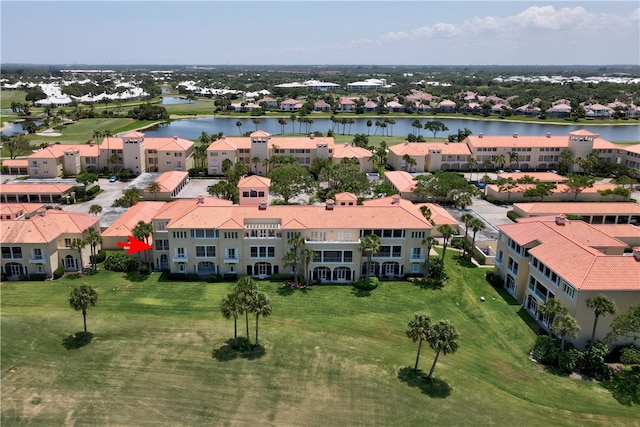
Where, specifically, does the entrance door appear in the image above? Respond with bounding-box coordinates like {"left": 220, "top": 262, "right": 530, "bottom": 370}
{"left": 64, "top": 255, "right": 78, "bottom": 271}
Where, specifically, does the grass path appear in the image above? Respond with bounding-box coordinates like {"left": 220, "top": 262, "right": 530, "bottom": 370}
{"left": 1, "top": 255, "right": 638, "bottom": 425}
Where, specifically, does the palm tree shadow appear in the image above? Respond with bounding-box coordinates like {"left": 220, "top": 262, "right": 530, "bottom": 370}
{"left": 351, "top": 288, "right": 372, "bottom": 297}
{"left": 62, "top": 332, "right": 94, "bottom": 350}
{"left": 276, "top": 286, "right": 295, "bottom": 296}
{"left": 212, "top": 338, "right": 266, "bottom": 362}
{"left": 397, "top": 366, "right": 452, "bottom": 398}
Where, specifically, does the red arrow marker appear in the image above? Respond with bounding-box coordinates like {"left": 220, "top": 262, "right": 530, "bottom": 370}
{"left": 117, "top": 236, "right": 153, "bottom": 255}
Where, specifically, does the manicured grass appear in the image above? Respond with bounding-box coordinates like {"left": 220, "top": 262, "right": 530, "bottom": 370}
{"left": 2, "top": 253, "right": 636, "bottom": 426}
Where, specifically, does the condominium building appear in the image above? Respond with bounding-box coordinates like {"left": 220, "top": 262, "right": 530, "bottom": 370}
{"left": 150, "top": 194, "right": 433, "bottom": 282}
{"left": 494, "top": 215, "right": 640, "bottom": 348}
{"left": 206, "top": 131, "right": 374, "bottom": 176}
{"left": 1, "top": 209, "right": 100, "bottom": 279}
{"left": 388, "top": 130, "right": 640, "bottom": 173}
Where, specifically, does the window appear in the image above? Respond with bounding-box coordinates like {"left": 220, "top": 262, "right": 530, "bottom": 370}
{"left": 225, "top": 247, "right": 237, "bottom": 260}
{"left": 175, "top": 247, "right": 186, "bottom": 259}
{"left": 174, "top": 153, "right": 182, "bottom": 157}
{"left": 64, "top": 238, "right": 81, "bottom": 247}
{"left": 337, "top": 231, "right": 353, "bottom": 242}
{"left": 250, "top": 246, "right": 275, "bottom": 258}
{"left": 196, "top": 246, "right": 216, "bottom": 257}
{"left": 224, "top": 231, "right": 238, "bottom": 239}
{"left": 156, "top": 221, "right": 167, "bottom": 231}
{"left": 377, "top": 245, "right": 402, "bottom": 258}
{"left": 173, "top": 231, "right": 187, "bottom": 239}
{"left": 411, "top": 231, "right": 426, "bottom": 239}
{"left": 31, "top": 248, "right": 44, "bottom": 260}
{"left": 562, "top": 281, "right": 575, "bottom": 299}
{"left": 191, "top": 229, "right": 219, "bottom": 238}
{"left": 508, "top": 257, "right": 519, "bottom": 274}
{"left": 1, "top": 247, "right": 22, "bottom": 259}
{"left": 155, "top": 239, "right": 169, "bottom": 251}
{"left": 309, "top": 231, "right": 326, "bottom": 241}
{"left": 411, "top": 248, "right": 422, "bottom": 258}
{"left": 286, "top": 232, "right": 301, "bottom": 240}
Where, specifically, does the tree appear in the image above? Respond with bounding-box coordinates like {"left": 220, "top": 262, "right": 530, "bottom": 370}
{"left": 586, "top": 295, "right": 617, "bottom": 348}
{"left": 421, "top": 236, "right": 437, "bottom": 277}
{"left": 460, "top": 213, "right": 474, "bottom": 260}
{"left": 360, "top": 234, "right": 380, "bottom": 283}
{"left": 523, "top": 181, "right": 556, "bottom": 201}
{"left": 278, "top": 118, "right": 287, "bottom": 134}
{"left": 146, "top": 181, "right": 161, "bottom": 200}
{"left": 251, "top": 291, "right": 272, "bottom": 346}
{"left": 406, "top": 313, "right": 432, "bottom": 373}
{"left": 85, "top": 227, "right": 102, "bottom": 271}
{"left": 426, "top": 320, "right": 459, "bottom": 379}
{"left": 252, "top": 117, "right": 261, "bottom": 131}
{"left": 132, "top": 221, "right": 153, "bottom": 264}
{"left": 69, "top": 285, "right": 98, "bottom": 334}
{"left": 469, "top": 218, "right": 485, "bottom": 261}
{"left": 508, "top": 151, "right": 519, "bottom": 169}
{"left": 551, "top": 313, "right": 580, "bottom": 351}
{"left": 564, "top": 174, "right": 595, "bottom": 201}
{"left": 606, "top": 303, "right": 640, "bottom": 343}
{"left": 221, "top": 293, "right": 242, "bottom": 347}
{"left": 70, "top": 238, "right": 86, "bottom": 272}
{"left": 437, "top": 224, "right": 456, "bottom": 262}
{"left": 4, "top": 134, "right": 31, "bottom": 159}
{"left": 538, "top": 298, "right": 568, "bottom": 337}
{"left": 88, "top": 204, "right": 102, "bottom": 216}
{"left": 251, "top": 156, "right": 261, "bottom": 174}
{"left": 494, "top": 154, "right": 507, "bottom": 170}
{"left": 366, "top": 119, "right": 373, "bottom": 135}
{"left": 235, "top": 276, "right": 259, "bottom": 340}
{"left": 496, "top": 177, "right": 518, "bottom": 203}
{"left": 424, "top": 121, "right": 448, "bottom": 138}
{"left": 301, "top": 247, "right": 315, "bottom": 285}
{"left": 269, "top": 164, "right": 316, "bottom": 204}
{"left": 557, "top": 149, "right": 575, "bottom": 175}
{"left": 235, "top": 120, "right": 243, "bottom": 135}
{"left": 411, "top": 119, "right": 423, "bottom": 136}
{"left": 121, "top": 188, "right": 140, "bottom": 207}
{"left": 319, "top": 160, "right": 370, "bottom": 197}
{"left": 468, "top": 158, "right": 478, "bottom": 182}
{"left": 287, "top": 232, "right": 305, "bottom": 285}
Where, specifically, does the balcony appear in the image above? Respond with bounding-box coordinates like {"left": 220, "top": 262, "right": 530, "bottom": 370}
{"left": 224, "top": 256, "right": 239, "bottom": 264}
{"left": 172, "top": 255, "right": 189, "bottom": 263}
{"left": 28, "top": 257, "right": 45, "bottom": 264}
{"left": 410, "top": 255, "right": 425, "bottom": 262}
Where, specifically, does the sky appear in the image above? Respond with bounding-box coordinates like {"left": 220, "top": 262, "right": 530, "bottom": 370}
{"left": 1, "top": 1, "right": 639, "bottom": 66}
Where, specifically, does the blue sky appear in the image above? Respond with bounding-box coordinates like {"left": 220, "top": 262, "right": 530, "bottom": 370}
{"left": 1, "top": 1, "right": 638, "bottom": 65}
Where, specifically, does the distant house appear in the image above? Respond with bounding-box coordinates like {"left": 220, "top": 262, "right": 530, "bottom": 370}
{"left": 257, "top": 97, "right": 278, "bottom": 108}
{"left": 338, "top": 98, "right": 356, "bottom": 112}
{"left": 313, "top": 100, "right": 331, "bottom": 112}
{"left": 280, "top": 99, "right": 303, "bottom": 111}
{"left": 435, "top": 99, "right": 456, "bottom": 113}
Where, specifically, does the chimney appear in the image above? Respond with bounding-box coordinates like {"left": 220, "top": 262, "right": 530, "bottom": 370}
{"left": 555, "top": 214, "right": 566, "bottom": 226}
{"left": 513, "top": 132, "right": 518, "bottom": 138}
{"left": 392, "top": 195, "right": 401, "bottom": 204}
{"left": 478, "top": 132, "right": 483, "bottom": 139}
{"left": 259, "top": 199, "right": 267, "bottom": 210}
{"left": 309, "top": 133, "right": 315, "bottom": 139}
{"left": 546, "top": 132, "right": 551, "bottom": 138}
{"left": 325, "top": 199, "right": 335, "bottom": 210}
{"left": 197, "top": 195, "right": 204, "bottom": 204}
{"left": 37, "top": 208, "right": 46, "bottom": 217}
{"left": 173, "top": 136, "right": 178, "bottom": 141}
{"left": 633, "top": 247, "right": 640, "bottom": 261}
{"left": 404, "top": 141, "right": 409, "bottom": 146}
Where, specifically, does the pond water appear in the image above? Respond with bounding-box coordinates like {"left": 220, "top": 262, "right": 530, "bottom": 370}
{"left": 1, "top": 120, "right": 44, "bottom": 135}
{"left": 140, "top": 116, "right": 640, "bottom": 142}
{"left": 161, "top": 96, "right": 198, "bottom": 105}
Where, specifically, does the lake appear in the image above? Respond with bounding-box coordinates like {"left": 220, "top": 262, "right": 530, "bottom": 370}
{"left": 141, "top": 116, "right": 640, "bottom": 142}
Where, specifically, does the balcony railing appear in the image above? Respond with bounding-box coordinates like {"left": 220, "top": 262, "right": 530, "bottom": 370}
{"left": 28, "top": 257, "right": 45, "bottom": 264}
{"left": 172, "top": 255, "right": 188, "bottom": 263}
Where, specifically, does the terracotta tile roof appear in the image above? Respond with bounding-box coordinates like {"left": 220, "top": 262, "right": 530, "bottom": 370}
{"left": 389, "top": 142, "right": 471, "bottom": 156}
{"left": 154, "top": 197, "right": 233, "bottom": 220}
{"left": 499, "top": 218, "right": 637, "bottom": 290}
{"left": 166, "top": 196, "right": 432, "bottom": 230}
{"left": 238, "top": 175, "right": 271, "bottom": 188}
{"left": 0, "top": 183, "right": 74, "bottom": 194}
{"left": 514, "top": 202, "right": 640, "bottom": 215}
{"left": 497, "top": 172, "right": 566, "bottom": 182}
{"left": 385, "top": 171, "right": 416, "bottom": 192}
{"left": 0, "top": 210, "right": 99, "bottom": 243}
{"left": 143, "top": 137, "right": 193, "bottom": 151}
{"left": 590, "top": 224, "right": 640, "bottom": 239}
{"left": 415, "top": 203, "right": 458, "bottom": 226}
{"left": 1, "top": 159, "right": 28, "bottom": 167}
{"left": 207, "top": 137, "right": 239, "bottom": 151}
{"left": 487, "top": 182, "right": 617, "bottom": 194}
{"left": 335, "top": 192, "right": 358, "bottom": 203}
{"left": 152, "top": 171, "right": 188, "bottom": 193}
{"left": 333, "top": 144, "right": 373, "bottom": 159}
{"left": 102, "top": 202, "right": 167, "bottom": 237}
{"left": 0, "top": 203, "right": 45, "bottom": 218}
{"left": 28, "top": 144, "right": 99, "bottom": 159}
{"left": 100, "top": 136, "right": 123, "bottom": 150}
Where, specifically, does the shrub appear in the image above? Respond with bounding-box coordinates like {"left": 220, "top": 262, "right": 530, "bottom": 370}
{"left": 506, "top": 210, "right": 520, "bottom": 222}
{"left": 188, "top": 167, "right": 208, "bottom": 177}
{"left": 485, "top": 271, "right": 502, "bottom": 287}
{"left": 532, "top": 335, "right": 561, "bottom": 365}
{"left": 185, "top": 273, "right": 200, "bottom": 282}
{"left": 353, "top": 276, "right": 379, "bottom": 291}
{"left": 575, "top": 343, "right": 611, "bottom": 381}
{"left": 94, "top": 250, "right": 107, "bottom": 264}
{"left": 558, "top": 349, "right": 579, "bottom": 372}
{"left": 104, "top": 252, "right": 141, "bottom": 272}
{"left": 53, "top": 265, "right": 65, "bottom": 279}
{"left": 206, "top": 274, "right": 222, "bottom": 283}
{"left": 167, "top": 273, "right": 187, "bottom": 281}
{"left": 270, "top": 273, "right": 295, "bottom": 282}
{"left": 87, "top": 185, "right": 101, "bottom": 197}
{"left": 29, "top": 273, "right": 47, "bottom": 281}
{"left": 139, "top": 264, "right": 151, "bottom": 275}
{"left": 223, "top": 273, "right": 238, "bottom": 281}
{"left": 620, "top": 348, "right": 640, "bottom": 365}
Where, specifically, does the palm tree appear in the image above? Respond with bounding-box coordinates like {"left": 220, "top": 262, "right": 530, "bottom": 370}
{"left": 252, "top": 117, "right": 261, "bottom": 131}
{"left": 251, "top": 291, "right": 272, "bottom": 346}
{"left": 460, "top": 213, "right": 474, "bottom": 259}
{"left": 221, "top": 293, "right": 242, "bottom": 347}
{"left": 301, "top": 247, "right": 315, "bottom": 285}
{"left": 289, "top": 114, "right": 296, "bottom": 133}
{"left": 468, "top": 218, "right": 486, "bottom": 262}
{"left": 85, "top": 227, "right": 102, "bottom": 271}
{"left": 508, "top": 151, "right": 519, "bottom": 169}
{"left": 235, "top": 120, "right": 243, "bottom": 135}
{"left": 360, "top": 234, "right": 380, "bottom": 283}
{"left": 586, "top": 295, "right": 616, "bottom": 348}
{"left": 278, "top": 118, "right": 287, "bottom": 134}
{"left": 70, "top": 238, "right": 86, "bottom": 272}
{"left": 287, "top": 233, "right": 305, "bottom": 286}
{"left": 366, "top": 119, "right": 373, "bottom": 135}
{"left": 374, "top": 120, "right": 381, "bottom": 136}
{"left": 132, "top": 221, "right": 154, "bottom": 264}
{"left": 146, "top": 181, "right": 161, "bottom": 200}
{"left": 495, "top": 154, "right": 506, "bottom": 171}
{"left": 538, "top": 298, "right": 568, "bottom": 337}
{"left": 437, "top": 224, "right": 456, "bottom": 262}
{"left": 251, "top": 156, "right": 261, "bottom": 174}
{"left": 427, "top": 320, "right": 459, "bottom": 379}
{"left": 282, "top": 250, "right": 299, "bottom": 284}
{"left": 235, "top": 276, "right": 258, "bottom": 340}
{"left": 406, "top": 313, "right": 432, "bottom": 373}
{"left": 551, "top": 313, "right": 580, "bottom": 351}
{"left": 421, "top": 236, "right": 437, "bottom": 277}
{"left": 88, "top": 204, "right": 102, "bottom": 216}
{"left": 468, "top": 158, "right": 478, "bottom": 182}
{"left": 93, "top": 130, "right": 103, "bottom": 171}
{"left": 69, "top": 285, "right": 98, "bottom": 334}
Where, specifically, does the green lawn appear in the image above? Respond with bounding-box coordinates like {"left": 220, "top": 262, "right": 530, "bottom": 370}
{"left": 2, "top": 253, "right": 636, "bottom": 426}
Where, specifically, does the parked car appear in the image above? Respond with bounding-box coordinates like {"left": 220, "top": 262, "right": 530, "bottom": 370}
{"left": 109, "top": 176, "right": 118, "bottom": 182}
